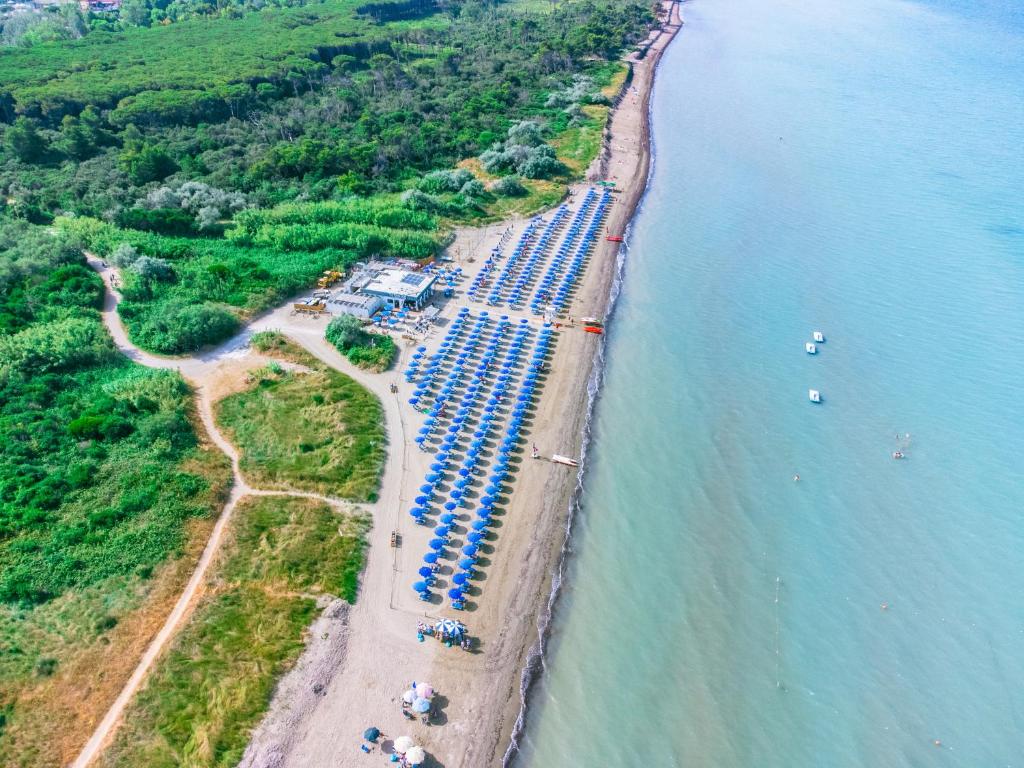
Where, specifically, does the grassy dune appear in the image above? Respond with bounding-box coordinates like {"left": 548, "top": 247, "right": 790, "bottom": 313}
{"left": 97, "top": 496, "right": 370, "bottom": 768}
{"left": 215, "top": 343, "right": 385, "bottom": 501}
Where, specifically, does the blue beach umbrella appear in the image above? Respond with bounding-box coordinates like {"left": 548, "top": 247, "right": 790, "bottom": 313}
{"left": 418, "top": 566, "right": 433, "bottom": 578}
{"left": 440, "top": 513, "right": 457, "bottom": 524}
{"left": 412, "top": 581, "right": 429, "bottom": 593}
{"left": 452, "top": 572, "right": 468, "bottom": 585}
{"left": 419, "top": 484, "right": 434, "bottom": 494}
{"left": 462, "top": 544, "right": 478, "bottom": 556}
{"left": 429, "top": 538, "right": 445, "bottom": 551}
{"left": 423, "top": 552, "right": 438, "bottom": 564}
{"left": 448, "top": 588, "right": 464, "bottom": 600}
{"left": 434, "top": 525, "right": 450, "bottom": 537}
{"left": 472, "top": 519, "right": 488, "bottom": 531}
{"left": 467, "top": 531, "right": 483, "bottom": 543}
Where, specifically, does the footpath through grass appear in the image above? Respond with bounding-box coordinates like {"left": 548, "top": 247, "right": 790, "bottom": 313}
{"left": 215, "top": 334, "right": 385, "bottom": 500}
{"left": 97, "top": 496, "right": 370, "bottom": 768}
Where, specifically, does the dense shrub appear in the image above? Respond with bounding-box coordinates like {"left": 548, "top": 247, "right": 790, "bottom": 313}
{"left": 0, "top": 317, "right": 113, "bottom": 377}
{"left": 490, "top": 175, "right": 527, "bottom": 197}
{"left": 418, "top": 168, "right": 474, "bottom": 194}
{"left": 325, "top": 315, "right": 396, "bottom": 371}
{"left": 128, "top": 300, "right": 239, "bottom": 354}
{"left": 118, "top": 207, "right": 197, "bottom": 235}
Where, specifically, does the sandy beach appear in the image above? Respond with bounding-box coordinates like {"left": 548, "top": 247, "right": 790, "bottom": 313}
{"left": 235, "top": 4, "right": 684, "bottom": 767}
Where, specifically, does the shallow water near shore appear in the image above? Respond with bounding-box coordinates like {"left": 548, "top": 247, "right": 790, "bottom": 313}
{"left": 515, "top": 0, "right": 1024, "bottom": 765}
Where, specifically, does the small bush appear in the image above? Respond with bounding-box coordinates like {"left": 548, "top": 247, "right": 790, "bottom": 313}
{"left": 34, "top": 657, "right": 58, "bottom": 677}
{"left": 490, "top": 175, "right": 527, "bottom": 197}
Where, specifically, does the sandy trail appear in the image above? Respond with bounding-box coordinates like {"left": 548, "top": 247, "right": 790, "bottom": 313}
{"left": 71, "top": 260, "right": 386, "bottom": 768}
{"left": 73, "top": 5, "right": 681, "bottom": 763}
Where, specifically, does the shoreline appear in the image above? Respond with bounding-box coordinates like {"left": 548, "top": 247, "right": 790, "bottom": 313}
{"left": 494, "top": 5, "right": 683, "bottom": 764}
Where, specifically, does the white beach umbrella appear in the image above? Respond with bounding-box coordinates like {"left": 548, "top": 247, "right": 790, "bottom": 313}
{"left": 435, "top": 618, "right": 462, "bottom": 636}
{"left": 402, "top": 689, "right": 417, "bottom": 704}
{"left": 393, "top": 736, "right": 415, "bottom": 754}
{"left": 405, "top": 745, "right": 427, "bottom": 765}
{"left": 415, "top": 682, "right": 434, "bottom": 699}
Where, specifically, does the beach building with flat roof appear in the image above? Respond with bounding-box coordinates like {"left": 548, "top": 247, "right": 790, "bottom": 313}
{"left": 360, "top": 267, "right": 437, "bottom": 310}
{"left": 328, "top": 291, "right": 383, "bottom": 319}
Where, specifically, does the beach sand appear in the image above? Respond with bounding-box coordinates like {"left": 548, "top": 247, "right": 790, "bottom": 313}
{"left": 234, "top": 5, "right": 683, "bottom": 767}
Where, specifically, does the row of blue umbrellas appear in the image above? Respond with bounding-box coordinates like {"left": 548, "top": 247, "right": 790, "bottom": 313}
{"left": 411, "top": 313, "right": 554, "bottom": 605}
{"left": 482, "top": 206, "right": 569, "bottom": 308}
{"left": 407, "top": 313, "right": 528, "bottom": 412}
{"left": 529, "top": 188, "right": 598, "bottom": 314}
{"left": 467, "top": 219, "right": 540, "bottom": 302}
{"left": 499, "top": 207, "right": 569, "bottom": 309}
{"left": 542, "top": 188, "right": 612, "bottom": 314}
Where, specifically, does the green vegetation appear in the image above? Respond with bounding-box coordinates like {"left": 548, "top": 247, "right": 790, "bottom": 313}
{"left": 325, "top": 314, "right": 398, "bottom": 372}
{"left": 216, "top": 337, "right": 386, "bottom": 498}
{"left": 0, "top": 221, "right": 224, "bottom": 604}
{"left": 0, "top": 0, "right": 650, "bottom": 216}
{"left": 97, "top": 495, "right": 370, "bottom": 768}
{"left": 0, "top": 218, "right": 231, "bottom": 766}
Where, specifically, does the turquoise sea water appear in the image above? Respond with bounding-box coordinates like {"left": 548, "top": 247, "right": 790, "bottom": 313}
{"left": 514, "top": 0, "right": 1024, "bottom": 766}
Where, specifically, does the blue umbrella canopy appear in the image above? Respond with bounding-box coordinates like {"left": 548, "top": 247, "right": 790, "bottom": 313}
{"left": 440, "top": 513, "right": 456, "bottom": 524}
{"left": 426, "top": 473, "right": 440, "bottom": 483}
{"left": 409, "top": 508, "right": 425, "bottom": 519}
{"left": 423, "top": 552, "right": 439, "bottom": 563}
{"left": 414, "top": 495, "right": 429, "bottom": 505}
{"left": 467, "top": 531, "right": 483, "bottom": 543}
{"left": 412, "top": 581, "right": 429, "bottom": 592}
{"left": 447, "top": 588, "right": 464, "bottom": 600}
{"left": 418, "top": 566, "right": 433, "bottom": 578}
{"left": 428, "top": 538, "right": 445, "bottom": 551}
{"left": 433, "top": 525, "right": 450, "bottom": 536}
{"left": 462, "top": 544, "right": 478, "bottom": 556}
{"left": 452, "top": 572, "right": 468, "bottom": 585}
{"left": 472, "top": 518, "right": 489, "bottom": 530}
{"left": 419, "top": 484, "right": 433, "bottom": 494}
{"left": 459, "top": 557, "right": 476, "bottom": 570}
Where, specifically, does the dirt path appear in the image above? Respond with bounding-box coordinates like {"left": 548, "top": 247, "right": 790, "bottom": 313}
{"left": 71, "top": 259, "right": 384, "bottom": 768}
